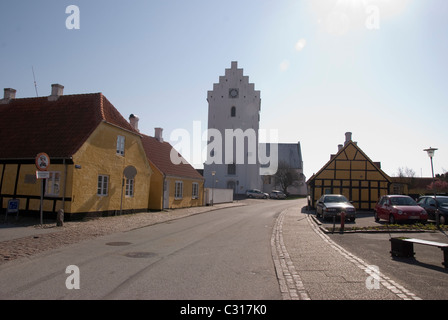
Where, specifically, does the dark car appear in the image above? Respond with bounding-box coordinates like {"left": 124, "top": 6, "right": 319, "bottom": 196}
{"left": 417, "top": 195, "right": 448, "bottom": 225}
{"left": 374, "top": 195, "right": 428, "bottom": 224}
{"left": 315, "top": 194, "right": 356, "bottom": 222}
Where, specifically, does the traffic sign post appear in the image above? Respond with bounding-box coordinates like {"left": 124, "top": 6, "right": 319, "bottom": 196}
{"left": 36, "top": 153, "right": 50, "bottom": 226}
{"left": 5, "top": 199, "right": 20, "bottom": 222}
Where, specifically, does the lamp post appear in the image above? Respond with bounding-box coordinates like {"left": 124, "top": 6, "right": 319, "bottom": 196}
{"left": 424, "top": 147, "right": 438, "bottom": 227}
{"left": 211, "top": 171, "right": 216, "bottom": 206}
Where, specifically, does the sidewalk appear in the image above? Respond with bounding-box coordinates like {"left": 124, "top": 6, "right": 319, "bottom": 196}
{"left": 278, "top": 204, "right": 421, "bottom": 300}
{"left": 0, "top": 201, "right": 246, "bottom": 264}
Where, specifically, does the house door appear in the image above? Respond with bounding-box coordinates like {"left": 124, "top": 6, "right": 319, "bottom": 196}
{"left": 163, "top": 180, "right": 169, "bottom": 209}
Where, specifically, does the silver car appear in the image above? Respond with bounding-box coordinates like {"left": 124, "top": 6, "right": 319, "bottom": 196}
{"left": 246, "top": 189, "right": 269, "bottom": 199}
{"left": 315, "top": 194, "right": 356, "bottom": 221}
{"left": 270, "top": 190, "right": 286, "bottom": 199}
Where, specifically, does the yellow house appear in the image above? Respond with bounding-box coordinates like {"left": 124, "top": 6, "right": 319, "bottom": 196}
{"left": 141, "top": 129, "right": 204, "bottom": 210}
{"left": 307, "top": 132, "right": 391, "bottom": 210}
{"left": 0, "top": 85, "right": 152, "bottom": 220}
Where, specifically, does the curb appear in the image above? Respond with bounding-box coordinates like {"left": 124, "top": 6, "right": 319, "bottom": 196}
{"left": 309, "top": 215, "right": 437, "bottom": 234}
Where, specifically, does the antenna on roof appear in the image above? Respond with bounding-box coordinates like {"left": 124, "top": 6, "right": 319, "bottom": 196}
{"left": 32, "top": 66, "right": 39, "bottom": 97}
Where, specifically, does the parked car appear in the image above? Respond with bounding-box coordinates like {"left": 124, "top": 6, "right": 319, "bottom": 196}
{"left": 315, "top": 194, "right": 356, "bottom": 221}
{"left": 246, "top": 189, "right": 269, "bottom": 199}
{"left": 374, "top": 195, "right": 428, "bottom": 224}
{"left": 417, "top": 195, "right": 448, "bottom": 225}
{"left": 270, "top": 190, "right": 286, "bottom": 199}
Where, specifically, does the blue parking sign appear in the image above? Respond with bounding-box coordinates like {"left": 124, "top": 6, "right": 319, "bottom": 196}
{"left": 7, "top": 199, "right": 19, "bottom": 213}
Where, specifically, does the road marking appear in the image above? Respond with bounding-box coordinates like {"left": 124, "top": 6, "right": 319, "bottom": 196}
{"left": 306, "top": 214, "right": 422, "bottom": 300}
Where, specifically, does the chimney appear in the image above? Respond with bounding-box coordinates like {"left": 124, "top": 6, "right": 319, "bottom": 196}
{"left": 48, "top": 84, "right": 64, "bottom": 101}
{"left": 338, "top": 144, "right": 343, "bottom": 152}
{"left": 129, "top": 114, "right": 140, "bottom": 132}
{"left": 344, "top": 132, "right": 352, "bottom": 146}
{"left": 155, "top": 128, "right": 163, "bottom": 142}
{"left": 0, "top": 88, "right": 16, "bottom": 104}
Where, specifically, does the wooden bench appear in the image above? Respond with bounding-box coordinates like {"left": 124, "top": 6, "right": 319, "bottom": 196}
{"left": 390, "top": 237, "right": 448, "bottom": 269}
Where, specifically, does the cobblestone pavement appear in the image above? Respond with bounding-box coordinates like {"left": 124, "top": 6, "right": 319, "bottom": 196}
{"left": 0, "top": 202, "right": 246, "bottom": 265}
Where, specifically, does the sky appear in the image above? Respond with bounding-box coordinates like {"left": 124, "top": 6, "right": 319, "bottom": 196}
{"left": 1, "top": 0, "right": 447, "bottom": 180}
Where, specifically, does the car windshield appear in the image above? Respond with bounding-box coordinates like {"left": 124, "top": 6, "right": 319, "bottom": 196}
{"left": 390, "top": 197, "right": 417, "bottom": 206}
{"left": 324, "top": 195, "right": 348, "bottom": 203}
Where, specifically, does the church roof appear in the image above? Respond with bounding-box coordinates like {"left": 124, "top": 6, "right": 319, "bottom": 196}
{"left": 260, "top": 142, "right": 303, "bottom": 170}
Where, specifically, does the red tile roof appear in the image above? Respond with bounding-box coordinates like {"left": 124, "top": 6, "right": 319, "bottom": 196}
{"left": 0, "top": 93, "right": 137, "bottom": 160}
{"left": 141, "top": 134, "right": 203, "bottom": 180}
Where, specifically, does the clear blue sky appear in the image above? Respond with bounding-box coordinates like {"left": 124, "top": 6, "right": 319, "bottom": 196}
{"left": 1, "top": 0, "right": 447, "bottom": 180}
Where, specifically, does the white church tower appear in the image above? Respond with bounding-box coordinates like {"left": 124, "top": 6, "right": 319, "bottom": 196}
{"left": 204, "top": 61, "right": 262, "bottom": 195}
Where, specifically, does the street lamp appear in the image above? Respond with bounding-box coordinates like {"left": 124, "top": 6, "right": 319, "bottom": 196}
{"left": 211, "top": 171, "right": 216, "bottom": 206}
{"left": 424, "top": 147, "right": 438, "bottom": 226}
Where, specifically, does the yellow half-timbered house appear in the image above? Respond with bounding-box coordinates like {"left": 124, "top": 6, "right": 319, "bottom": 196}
{"left": 307, "top": 133, "right": 392, "bottom": 210}
{"left": 0, "top": 85, "right": 152, "bottom": 220}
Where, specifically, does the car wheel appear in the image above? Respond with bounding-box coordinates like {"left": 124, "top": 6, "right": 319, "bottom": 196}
{"left": 374, "top": 211, "right": 379, "bottom": 222}
{"left": 350, "top": 217, "right": 355, "bottom": 222}
{"left": 389, "top": 214, "right": 396, "bottom": 224}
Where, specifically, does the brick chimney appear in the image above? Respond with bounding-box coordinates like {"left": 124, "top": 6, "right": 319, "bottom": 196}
{"left": 0, "top": 88, "right": 16, "bottom": 104}
{"left": 344, "top": 132, "right": 352, "bottom": 146}
{"left": 155, "top": 128, "right": 163, "bottom": 142}
{"left": 48, "top": 84, "right": 64, "bottom": 101}
{"left": 129, "top": 114, "right": 140, "bottom": 132}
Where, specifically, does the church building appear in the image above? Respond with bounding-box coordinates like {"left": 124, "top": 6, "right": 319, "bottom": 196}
{"left": 203, "top": 61, "right": 306, "bottom": 196}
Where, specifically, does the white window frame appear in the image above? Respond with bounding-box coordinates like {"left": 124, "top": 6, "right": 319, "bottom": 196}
{"left": 192, "top": 182, "right": 199, "bottom": 199}
{"left": 125, "top": 178, "right": 134, "bottom": 197}
{"left": 116, "top": 135, "right": 125, "bottom": 156}
{"left": 45, "top": 171, "right": 61, "bottom": 196}
{"left": 98, "top": 175, "right": 109, "bottom": 196}
{"left": 175, "top": 181, "right": 183, "bottom": 199}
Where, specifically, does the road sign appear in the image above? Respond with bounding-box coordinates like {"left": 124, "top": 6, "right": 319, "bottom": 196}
{"left": 7, "top": 199, "right": 19, "bottom": 213}
{"left": 35, "top": 152, "right": 50, "bottom": 171}
{"left": 36, "top": 171, "right": 50, "bottom": 179}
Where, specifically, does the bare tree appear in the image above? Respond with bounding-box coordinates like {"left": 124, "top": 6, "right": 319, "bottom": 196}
{"left": 396, "top": 167, "right": 416, "bottom": 178}
{"left": 273, "top": 161, "right": 300, "bottom": 195}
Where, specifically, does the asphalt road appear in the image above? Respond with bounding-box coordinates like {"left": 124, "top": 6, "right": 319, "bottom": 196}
{"left": 0, "top": 199, "right": 297, "bottom": 300}
{"left": 328, "top": 228, "right": 448, "bottom": 300}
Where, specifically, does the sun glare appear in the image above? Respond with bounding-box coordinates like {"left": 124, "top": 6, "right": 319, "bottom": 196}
{"left": 311, "top": 0, "right": 411, "bottom": 35}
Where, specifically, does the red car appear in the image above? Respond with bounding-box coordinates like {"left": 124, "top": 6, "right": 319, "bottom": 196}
{"left": 374, "top": 195, "right": 428, "bottom": 224}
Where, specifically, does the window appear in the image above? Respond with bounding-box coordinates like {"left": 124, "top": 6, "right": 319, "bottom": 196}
{"left": 116, "top": 135, "right": 125, "bottom": 156}
{"left": 175, "top": 181, "right": 183, "bottom": 199}
{"left": 125, "top": 178, "right": 134, "bottom": 197}
{"left": 227, "top": 163, "right": 236, "bottom": 175}
{"left": 231, "top": 106, "right": 236, "bottom": 117}
{"left": 45, "top": 172, "right": 60, "bottom": 196}
{"left": 98, "top": 175, "right": 109, "bottom": 196}
{"left": 192, "top": 182, "right": 199, "bottom": 199}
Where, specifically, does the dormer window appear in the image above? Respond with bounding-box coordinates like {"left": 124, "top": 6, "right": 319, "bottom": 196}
{"left": 117, "top": 135, "right": 125, "bottom": 156}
